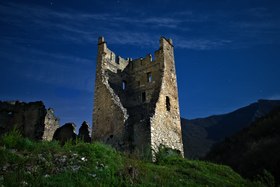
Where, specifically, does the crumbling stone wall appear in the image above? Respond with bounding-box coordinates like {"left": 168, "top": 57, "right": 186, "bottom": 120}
{"left": 0, "top": 101, "right": 59, "bottom": 141}
{"left": 92, "top": 38, "right": 129, "bottom": 150}
{"left": 150, "top": 39, "right": 183, "bottom": 156}
{"left": 43, "top": 108, "right": 60, "bottom": 141}
{"left": 92, "top": 37, "right": 184, "bottom": 158}
{"left": 78, "top": 121, "right": 91, "bottom": 143}
{"left": 53, "top": 122, "right": 77, "bottom": 145}
{"left": 53, "top": 121, "right": 92, "bottom": 144}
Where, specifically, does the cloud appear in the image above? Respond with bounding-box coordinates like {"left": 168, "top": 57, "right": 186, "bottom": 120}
{"left": 0, "top": 45, "right": 95, "bottom": 92}
{"left": 267, "top": 94, "right": 280, "bottom": 100}
{"left": 21, "top": 58, "right": 94, "bottom": 93}
{"left": 0, "top": 2, "right": 175, "bottom": 47}
{"left": 174, "top": 38, "right": 232, "bottom": 50}
{"left": 0, "top": 1, "right": 279, "bottom": 52}
{"left": 0, "top": 2, "right": 225, "bottom": 50}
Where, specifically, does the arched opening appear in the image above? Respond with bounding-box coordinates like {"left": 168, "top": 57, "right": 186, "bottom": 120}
{"left": 166, "top": 96, "right": 170, "bottom": 111}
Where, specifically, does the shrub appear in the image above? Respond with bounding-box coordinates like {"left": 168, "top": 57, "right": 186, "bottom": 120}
{"left": 0, "top": 130, "right": 23, "bottom": 148}
{"left": 256, "top": 170, "right": 275, "bottom": 187}
{"left": 155, "top": 145, "right": 182, "bottom": 163}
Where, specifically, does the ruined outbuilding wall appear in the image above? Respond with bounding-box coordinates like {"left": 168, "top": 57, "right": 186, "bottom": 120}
{"left": 0, "top": 101, "right": 59, "bottom": 141}
{"left": 92, "top": 37, "right": 184, "bottom": 158}
{"left": 43, "top": 108, "right": 60, "bottom": 140}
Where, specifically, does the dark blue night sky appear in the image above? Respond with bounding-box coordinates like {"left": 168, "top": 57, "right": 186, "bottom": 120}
{"left": 1, "top": 0, "right": 280, "bottom": 126}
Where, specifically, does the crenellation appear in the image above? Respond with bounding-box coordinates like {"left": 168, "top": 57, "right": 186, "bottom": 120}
{"left": 98, "top": 36, "right": 105, "bottom": 44}
{"left": 128, "top": 54, "right": 156, "bottom": 71}
{"left": 93, "top": 36, "right": 183, "bottom": 160}
{"left": 159, "top": 36, "right": 174, "bottom": 48}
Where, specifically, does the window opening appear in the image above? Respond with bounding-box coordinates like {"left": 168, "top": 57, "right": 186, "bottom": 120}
{"left": 142, "top": 92, "right": 146, "bottom": 102}
{"left": 122, "top": 81, "right": 127, "bottom": 90}
{"left": 166, "top": 96, "right": 171, "bottom": 111}
{"left": 115, "top": 56, "right": 119, "bottom": 64}
{"left": 147, "top": 72, "right": 152, "bottom": 82}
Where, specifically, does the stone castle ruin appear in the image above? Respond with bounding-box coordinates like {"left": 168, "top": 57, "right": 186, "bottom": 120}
{"left": 0, "top": 101, "right": 91, "bottom": 145}
{"left": 92, "top": 36, "right": 184, "bottom": 158}
{"left": 0, "top": 101, "right": 59, "bottom": 141}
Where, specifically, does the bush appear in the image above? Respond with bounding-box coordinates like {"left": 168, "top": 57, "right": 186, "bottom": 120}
{"left": 256, "top": 170, "right": 275, "bottom": 187}
{"left": 0, "top": 130, "right": 23, "bottom": 148}
{"left": 155, "top": 145, "right": 182, "bottom": 163}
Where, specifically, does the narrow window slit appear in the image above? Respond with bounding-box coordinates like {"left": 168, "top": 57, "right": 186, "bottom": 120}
{"left": 122, "top": 80, "right": 127, "bottom": 90}
{"left": 166, "top": 96, "right": 170, "bottom": 111}
{"left": 142, "top": 92, "right": 146, "bottom": 102}
{"left": 147, "top": 72, "right": 152, "bottom": 83}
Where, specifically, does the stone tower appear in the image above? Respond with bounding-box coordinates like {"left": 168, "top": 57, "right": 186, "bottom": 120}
{"left": 92, "top": 36, "right": 183, "bottom": 158}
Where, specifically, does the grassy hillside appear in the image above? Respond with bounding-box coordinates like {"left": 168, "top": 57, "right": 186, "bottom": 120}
{"left": 0, "top": 131, "right": 264, "bottom": 187}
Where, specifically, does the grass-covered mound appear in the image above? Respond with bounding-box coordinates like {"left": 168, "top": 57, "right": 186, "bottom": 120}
{"left": 0, "top": 131, "right": 264, "bottom": 186}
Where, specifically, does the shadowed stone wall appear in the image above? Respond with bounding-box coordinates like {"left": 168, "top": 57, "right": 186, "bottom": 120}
{"left": 0, "top": 101, "right": 59, "bottom": 141}
{"left": 92, "top": 37, "right": 183, "bottom": 158}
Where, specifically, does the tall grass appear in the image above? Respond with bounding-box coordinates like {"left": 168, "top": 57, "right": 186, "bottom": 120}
{"left": 0, "top": 131, "right": 266, "bottom": 186}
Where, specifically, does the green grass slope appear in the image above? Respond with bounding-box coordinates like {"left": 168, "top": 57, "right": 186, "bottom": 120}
{"left": 0, "top": 131, "right": 264, "bottom": 187}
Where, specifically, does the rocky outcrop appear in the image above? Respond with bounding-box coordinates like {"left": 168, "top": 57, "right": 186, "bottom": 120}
{"left": 78, "top": 121, "right": 91, "bottom": 143}
{"left": 0, "top": 101, "right": 59, "bottom": 140}
{"left": 53, "top": 123, "right": 77, "bottom": 144}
